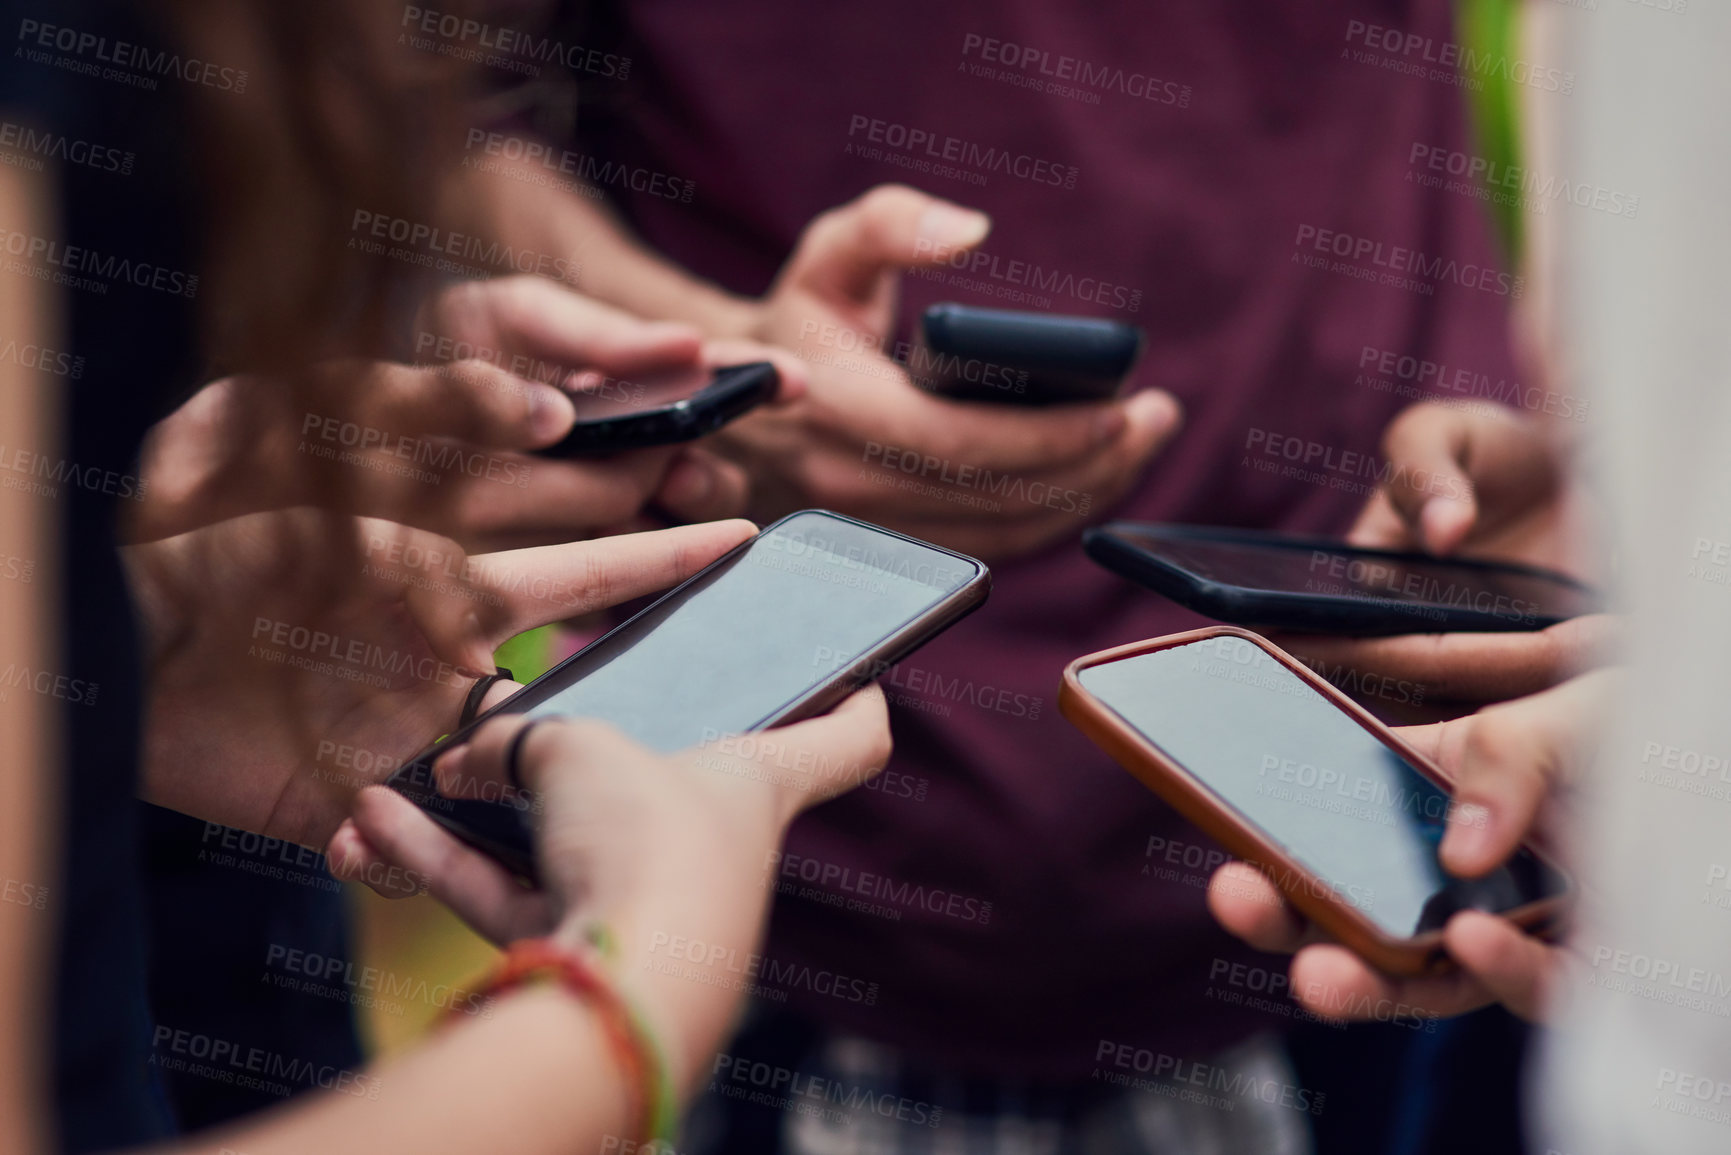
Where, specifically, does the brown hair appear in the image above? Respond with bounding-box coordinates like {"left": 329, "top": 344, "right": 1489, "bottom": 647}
{"left": 172, "top": 0, "right": 475, "bottom": 369}
{"left": 130, "top": 1, "right": 507, "bottom": 808}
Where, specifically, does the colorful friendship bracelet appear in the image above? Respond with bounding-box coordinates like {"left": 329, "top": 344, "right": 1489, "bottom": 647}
{"left": 451, "top": 932, "right": 679, "bottom": 1147}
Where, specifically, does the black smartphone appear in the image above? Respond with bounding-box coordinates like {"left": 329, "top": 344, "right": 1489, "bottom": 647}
{"left": 917, "top": 303, "right": 1144, "bottom": 405}
{"left": 1061, "top": 628, "right": 1571, "bottom": 975}
{"left": 538, "top": 361, "right": 777, "bottom": 457}
{"left": 387, "top": 510, "right": 991, "bottom": 878}
{"left": 1084, "top": 522, "right": 1599, "bottom": 635}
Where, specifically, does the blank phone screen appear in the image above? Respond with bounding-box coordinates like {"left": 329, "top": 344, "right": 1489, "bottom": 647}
{"left": 509, "top": 511, "right": 980, "bottom": 751}
{"left": 1078, "top": 635, "right": 1566, "bottom": 937}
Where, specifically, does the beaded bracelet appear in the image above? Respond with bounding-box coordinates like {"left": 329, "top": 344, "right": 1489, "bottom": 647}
{"left": 454, "top": 932, "right": 678, "bottom": 1146}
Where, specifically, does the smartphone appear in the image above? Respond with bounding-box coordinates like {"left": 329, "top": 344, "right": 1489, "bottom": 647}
{"left": 387, "top": 510, "right": 990, "bottom": 878}
{"left": 1060, "top": 627, "right": 1571, "bottom": 975}
{"left": 917, "top": 303, "right": 1144, "bottom": 405}
{"left": 1084, "top": 522, "right": 1599, "bottom": 635}
{"left": 538, "top": 361, "right": 778, "bottom": 457}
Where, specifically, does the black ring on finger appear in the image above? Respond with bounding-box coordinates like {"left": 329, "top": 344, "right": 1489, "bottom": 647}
{"left": 457, "top": 666, "right": 514, "bottom": 730}
{"left": 504, "top": 718, "right": 546, "bottom": 792}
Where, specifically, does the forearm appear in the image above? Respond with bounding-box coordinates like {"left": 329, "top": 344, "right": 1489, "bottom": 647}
{"left": 0, "top": 160, "right": 63, "bottom": 1155}
{"left": 174, "top": 986, "right": 627, "bottom": 1155}
{"left": 167, "top": 859, "right": 776, "bottom": 1155}
{"left": 446, "top": 152, "right": 756, "bottom": 336}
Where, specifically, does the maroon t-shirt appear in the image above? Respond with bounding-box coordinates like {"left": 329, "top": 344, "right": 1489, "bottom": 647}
{"left": 578, "top": 0, "right": 1521, "bottom": 1078}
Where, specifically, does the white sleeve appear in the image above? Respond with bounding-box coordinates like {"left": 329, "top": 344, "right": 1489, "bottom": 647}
{"left": 1539, "top": 3, "right": 1731, "bottom": 1152}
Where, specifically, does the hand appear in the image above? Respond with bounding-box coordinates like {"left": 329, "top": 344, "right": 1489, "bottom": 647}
{"left": 421, "top": 277, "right": 814, "bottom": 536}
{"left": 125, "top": 510, "right": 758, "bottom": 854}
{"left": 1346, "top": 401, "right": 1577, "bottom": 564}
{"left": 710, "top": 184, "right": 1181, "bottom": 561}
{"left": 1275, "top": 401, "right": 1611, "bottom": 703}
{"left": 1205, "top": 670, "right": 1611, "bottom": 1022}
{"left": 133, "top": 277, "right": 805, "bottom": 549}
{"left": 328, "top": 686, "right": 891, "bottom": 942}
{"left": 416, "top": 276, "right": 813, "bottom": 542}
{"left": 328, "top": 689, "right": 892, "bottom": 1089}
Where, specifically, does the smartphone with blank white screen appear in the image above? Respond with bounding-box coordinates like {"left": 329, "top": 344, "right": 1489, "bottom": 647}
{"left": 387, "top": 511, "right": 990, "bottom": 879}
{"left": 1060, "top": 627, "right": 1571, "bottom": 975}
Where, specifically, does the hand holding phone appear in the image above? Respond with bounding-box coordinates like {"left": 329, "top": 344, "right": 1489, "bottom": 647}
{"left": 1060, "top": 627, "right": 1572, "bottom": 980}
{"left": 387, "top": 511, "right": 990, "bottom": 878}
{"left": 537, "top": 362, "right": 778, "bottom": 457}
{"left": 338, "top": 683, "right": 894, "bottom": 947}
{"left": 713, "top": 183, "right": 1181, "bottom": 561}
{"left": 1206, "top": 669, "right": 1606, "bottom": 1022}
{"left": 1085, "top": 522, "right": 1599, "bottom": 635}
{"left": 330, "top": 685, "right": 895, "bottom": 1091}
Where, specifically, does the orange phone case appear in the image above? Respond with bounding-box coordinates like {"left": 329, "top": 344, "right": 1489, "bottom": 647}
{"left": 1058, "top": 625, "right": 1571, "bottom": 976}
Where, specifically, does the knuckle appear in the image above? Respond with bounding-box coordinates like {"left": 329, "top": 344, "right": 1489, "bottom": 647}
{"left": 1462, "top": 710, "right": 1520, "bottom": 771}
{"left": 578, "top": 550, "right": 619, "bottom": 610}
{"left": 858, "top": 182, "right": 921, "bottom": 218}
{"left": 449, "top": 357, "right": 513, "bottom": 402}
{"left": 863, "top": 725, "right": 893, "bottom": 769}
{"left": 800, "top": 210, "right": 849, "bottom": 255}
{"left": 440, "top": 278, "right": 488, "bottom": 314}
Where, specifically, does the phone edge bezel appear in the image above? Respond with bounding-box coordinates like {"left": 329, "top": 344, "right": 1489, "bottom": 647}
{"left": 387, "top": 510, "right": 992, "bottom": 875}
{"left": 1057, "top": 624, "right": 1573, "bottom": 977}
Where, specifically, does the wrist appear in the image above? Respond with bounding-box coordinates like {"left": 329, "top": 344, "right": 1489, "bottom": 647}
{"left": 469, "top": 937, "right": 679, "bottom": 1145}
{"left": 546, "top": 915, "right": 708, "bottom": 1097}
{"left": 559, "top": 837, "right": 785, "bottom": 1091}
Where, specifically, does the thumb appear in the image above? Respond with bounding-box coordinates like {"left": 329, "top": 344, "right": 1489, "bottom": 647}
{"left": 1435, "top": 692, "right": 1573, "bottom": 877}
{"left": 784, "top": 184, "right": 991, "bottom": 306}
{"left": 1419, "top": 491, "right": 1477, "bottom": 555}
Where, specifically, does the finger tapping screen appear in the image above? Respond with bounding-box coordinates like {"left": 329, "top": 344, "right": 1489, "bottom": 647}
{"left": 1077, "top": 635, "right": 1564, "bottom": 936}
{"left": 520, "top": 512, "right": 977, "bottom": 752}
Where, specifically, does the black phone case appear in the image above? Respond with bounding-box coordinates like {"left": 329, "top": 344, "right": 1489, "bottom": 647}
{"left": 387, "top": 511, "right": 992, "bottom": 879}
{"left": 1083, "top": 522, "right": 1598, "bottom": 635}
{"left": 919, "top": 303, "right": 1143, "bottom": 406}
{"left": 538, "top": 361, "right": 778, "bottom": 458}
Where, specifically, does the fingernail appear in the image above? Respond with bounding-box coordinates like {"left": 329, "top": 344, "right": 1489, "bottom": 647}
{"left": 772, "top": 355, "right": 809, "bottom": 397}
{"left": 1127, "top": 389, "right": 1180, "bottom": 435}
{"left": 916, "top": 203, "right": 991, "bottom": 249}
{"left": 564, "top": 369, "right": 603, "bottom": 395}
{"left": 1442, "top": 801, "right": 1494, "bottom": 864}
{"left": 1092, "top": 407, "right": 1128, "bottom": 445}
{"left": 1421, "top": 496, "right": 1475, "bottom": 551}
{"left": 528, "top": 383, "right": 575, "bottom": 442}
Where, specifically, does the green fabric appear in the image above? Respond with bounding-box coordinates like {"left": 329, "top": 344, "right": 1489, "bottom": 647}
{"left": 1457, "top": 0, "right": 1524, "bottom": 263}
{"left": 494, "top": 623, "right": 557, "bottom": 683}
